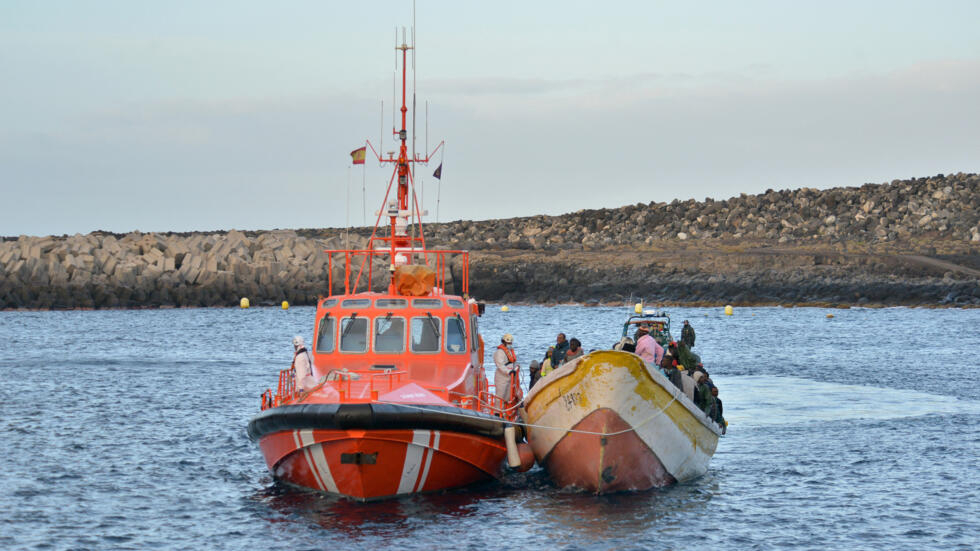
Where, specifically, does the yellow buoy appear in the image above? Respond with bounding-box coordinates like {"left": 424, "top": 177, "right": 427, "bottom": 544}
{"left": 281, "top": 301, "right": 289, "bottom": 310}
{"left": 724, "top": 305, "right": 733, "bottom": 316}
{"left": 501, "top": 305, "right": 510, "bottom": 312}
{"left": 826, "top": 313, "right": 834, "bottom": 319}
{"left": 240, "top": 297, "right": 250, "bottom": 309}
{"left": 634, "top": 303, "right": 643, "bottom": 314}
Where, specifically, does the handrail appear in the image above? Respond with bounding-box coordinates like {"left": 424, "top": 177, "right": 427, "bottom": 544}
{"left": 325, "top": 248, "right": 469, "bottom": 297}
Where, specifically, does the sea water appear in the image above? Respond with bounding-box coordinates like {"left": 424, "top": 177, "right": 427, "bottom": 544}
{"left": 1, "top": 305, "right": 978, "bottom": 550}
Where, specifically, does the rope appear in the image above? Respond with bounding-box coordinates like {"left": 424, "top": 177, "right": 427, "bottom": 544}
{"left": 375, "top": 393, "right": 680, "bottom": 437}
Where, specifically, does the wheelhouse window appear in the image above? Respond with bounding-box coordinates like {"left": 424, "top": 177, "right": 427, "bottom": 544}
{"left": 374, "top": 316, "right": 405, "bottom": 353}
{"left": 341, "top": 299, "right": 371, "bottom": 308}
{"left": 410, "top": 316, "right": 441, "bottom": 353}
{"left": 447, "top": 299, "right": 464, "bottom": 308}
{"left": 375, "top": 298, "right": 407, "bottom": 309}
{"left": 321, "top": 298, "right": 338, "bottom": 308}
{"left": 446, "top": 316, "right": 467, "bottom": 354}
{"left": 340, "top": 316, "right": 368, "bottom": 353}
{"left": 412, "top": 298, "right": 442, "bottom": 309}
{"left": 316, "top": 315, "right": 335, "bottom": 353}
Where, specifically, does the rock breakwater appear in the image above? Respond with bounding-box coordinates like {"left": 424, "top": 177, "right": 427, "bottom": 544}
{"left": 2, "top": 173, "right": 978, "bottom": 309}
{"left": 423, "top": 172, "right": 980, "bottom": 250}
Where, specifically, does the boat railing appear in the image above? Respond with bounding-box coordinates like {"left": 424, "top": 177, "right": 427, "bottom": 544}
{"left": 441, "top": 390, "right": 519, "bottom": 421}
{"left": 260, "top": 367, "right": 297, "bottom": 410}
{"left": 261, "top": 368, "right": 521, "bottom": 422}
{"left": 333, "top": 369, "right": 409, "bottom": 400}
{"left": 325, "top": 248, "right": 469, "bottom": 296}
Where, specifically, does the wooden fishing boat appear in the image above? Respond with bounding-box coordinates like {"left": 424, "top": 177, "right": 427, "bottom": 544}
{"left": 248, "top": 30, "right": 528, "bottom": 501}
{"left": 523, "top": 310, "right": 722, "bottom": 493}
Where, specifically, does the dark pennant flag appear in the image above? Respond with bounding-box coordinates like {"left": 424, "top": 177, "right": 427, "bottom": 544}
{"left": 432, "top": 163, "right": 443, "bottom": 180}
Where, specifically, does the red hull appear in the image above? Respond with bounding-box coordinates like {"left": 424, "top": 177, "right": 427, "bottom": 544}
{"left": 543, "top": 408, "right": 676, "bottom": 493}
{"left": 258, "top": 428, "right": 506, "bottom": 500}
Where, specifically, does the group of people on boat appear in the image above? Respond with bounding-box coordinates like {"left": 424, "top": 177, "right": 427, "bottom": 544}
{"left": 289, "top": 316, "right": 724, "bottom": 432}
{"left": 529, "top": 332, "right": 584, "bottom": 389}
{"left": 615, "top": 320, "right": 725, "bottom": 432}
{"left": 493, "top": 332, "right": 587, "bottom": 403}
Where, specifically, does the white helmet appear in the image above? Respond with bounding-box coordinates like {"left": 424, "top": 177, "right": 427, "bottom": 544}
{"left": 292, "top": 336, "right": 305, "bottom": 348}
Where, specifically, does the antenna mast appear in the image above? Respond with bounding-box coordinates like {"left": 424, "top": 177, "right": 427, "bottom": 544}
{"left": 358, "top": 22, "right": 446, "bottom": 293}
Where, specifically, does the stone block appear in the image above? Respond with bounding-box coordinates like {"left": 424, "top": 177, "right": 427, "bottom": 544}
{"left": 70, "top": 269, "right": 92, "bottom": 284}
{"left": 48, "top": 259, "right": 69, "bottom": 285}
{"left": 0, "top": 247, "right": 20, "bottom": 265}
{"left": 274, "top": 248, "right": 292, "bottom": 263}
{"left": 102, "top": 256, "right": 119, "bottom": 277}
{"left": 76, "top": 254, "right": 96, "bottom": 271}
{"left": 145, "top": 247, "right": 164, "bottom": 263}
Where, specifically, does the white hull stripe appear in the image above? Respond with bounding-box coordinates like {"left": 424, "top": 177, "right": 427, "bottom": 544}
{"left": 414, "top": 431, "right": 440, "bottom": 493}
{"left": 397, "top": 430, "right": 430, "bottom": 495}
{"left": 298, "top": 429, "right": 339, "bottom": 494}
{"left": 294, "top": 430, "right": 326, "bottom": 492}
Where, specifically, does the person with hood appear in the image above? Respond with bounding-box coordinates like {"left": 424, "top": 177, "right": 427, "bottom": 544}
{"left": 692, "top": 371, "right": 715, "bottom": 416}
{"left": 493, "top": 334, "right": 522, "bottom": 403}
{"left": 709, "top": 386, "right": 725, "bottom": 432}
{"left": 552, "top": 333, "right": 570, "bottom": 366}
{"left": 614, "top": 336, "right": 636, "bottom": 352}
{"left": 540, "top": 346, "right": 556, "bottom": 377}
{"left": 681, "top": 320, "right": 696, "bottom": 348}
{"left": 678, "top": 365, "right": 697, "bottom": 402}
{"left": 528, "top": 359, "right": 542, "bottom": 389}
{"left": 634, "top": 325, "right": 664, "bottom": 366}
{"left": 292, "top": 336, "right": 316, "bottom": 392}
{"left": 677, "top": 341, "right": 698, "bottom": 373}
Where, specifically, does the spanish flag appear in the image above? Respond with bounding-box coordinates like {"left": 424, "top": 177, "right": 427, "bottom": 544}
{"left": 350, "top": 146, "right": 366, "bottom": 165}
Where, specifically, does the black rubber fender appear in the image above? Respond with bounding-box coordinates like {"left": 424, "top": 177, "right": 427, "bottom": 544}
{"left": 248, "top": 402, "right": 507, "bottom": 442}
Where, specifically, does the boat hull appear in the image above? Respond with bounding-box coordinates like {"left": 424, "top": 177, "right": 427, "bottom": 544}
{"left": 249, "top": 403, "right": 508, "bottom": 500}
{"left": 524, "top": 351, "right": 720, "bottom": 493}
{"left": 257, "top": 428, "right": 506, "bottom": 500}
{"left": 543, "top": 407, "right": 676, "bottom": 492}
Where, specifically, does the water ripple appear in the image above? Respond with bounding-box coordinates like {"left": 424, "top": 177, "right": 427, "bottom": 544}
{"left": 0, "top": 306, "right": 978, "bottom": 550}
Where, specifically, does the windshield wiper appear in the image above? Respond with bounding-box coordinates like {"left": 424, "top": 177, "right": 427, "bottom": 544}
{"left": 425, "top": 312, "right": 440, "bottom": 338}
{"left": 342, "top": 312, "right": 359, "bottom": 338}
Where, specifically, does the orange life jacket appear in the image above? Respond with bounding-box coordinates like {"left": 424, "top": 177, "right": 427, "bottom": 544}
{"left": 496, "top": 344, "right": 516, "bottom": 364}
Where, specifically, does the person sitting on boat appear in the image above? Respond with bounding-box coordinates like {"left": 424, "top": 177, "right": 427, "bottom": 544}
{"left": 613, "top": 336, "right": 636, "bottom": 352}
{"left": 676, "top": 357, "right": 697, "bottom": 402}
{"left": 493, "top": 334, "right": 522, "bottom": 403}
{"left": 564, "top": 338, "right": 584, "bottom": 363}
{"left": 681, "top": 320, "right": 696, "bottom": 348}
{"left": 528, "top": 359, "right": 542, "bottom": 390}
{"left": 677, "top": 341, "right": 699, "bottom": 373}
{"left": 291, "top": 336, "right": 317, "bottom": 392}
{"left": 709, "top": 386, "right": 726, "bottom": 433}
{"left": 634, "top": 326, "right": 664, "bottom": 366}
{"left": 552, "top": 333, "right": 570, "bottom": 366}
{"left": 660, "top": 351, "right": 684, "bottom": 391}
{"left": 539, "top": 346, "right": 556, "bottom": 377}
{"left": 692, "top": 371, "right": 716, "bottom": 416}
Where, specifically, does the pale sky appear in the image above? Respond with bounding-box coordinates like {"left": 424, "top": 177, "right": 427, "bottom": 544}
{"left": 2, "top": 1, "right": 979, "bottom": 236}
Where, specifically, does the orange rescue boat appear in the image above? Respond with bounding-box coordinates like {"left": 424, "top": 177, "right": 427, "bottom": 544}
{"left": 248, "top": 30, "right": 526, "bottom": 500}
